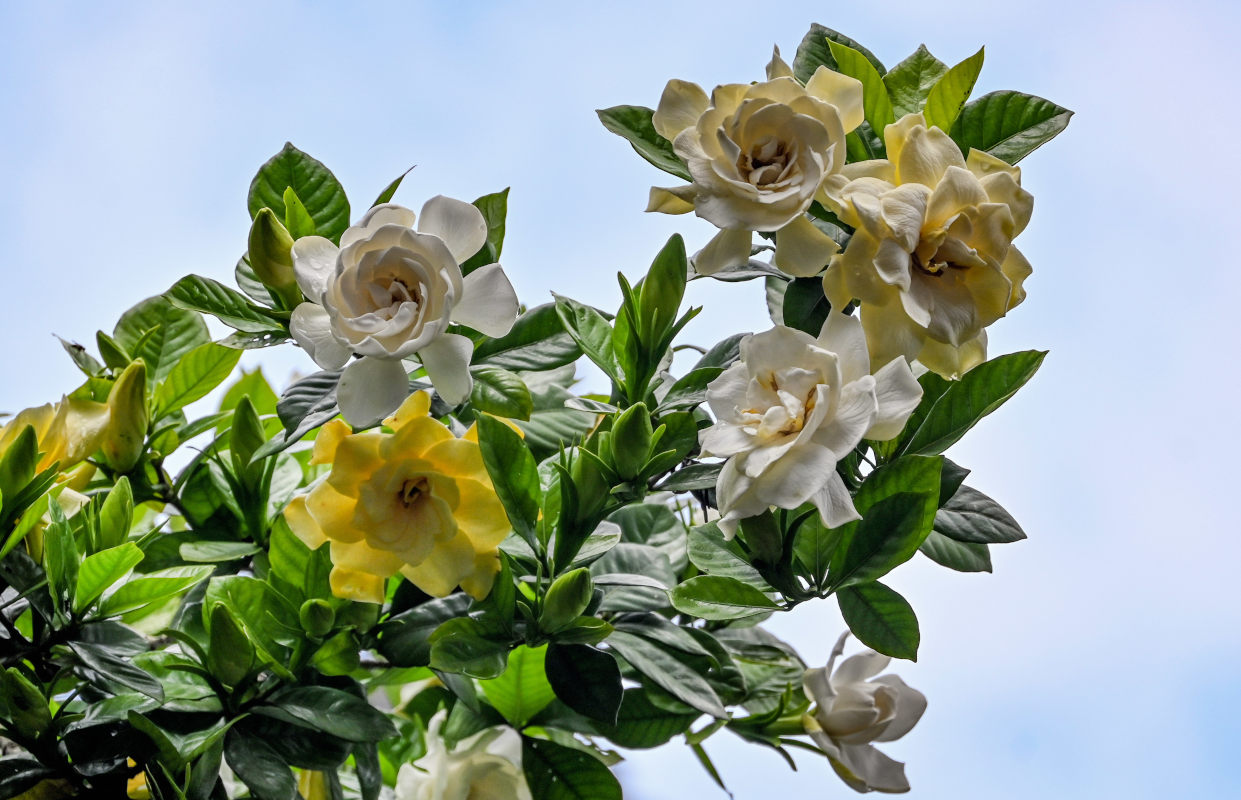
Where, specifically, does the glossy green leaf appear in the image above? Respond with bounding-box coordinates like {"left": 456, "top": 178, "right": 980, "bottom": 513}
{"left": 98, "top": 566, "right": 214, "bottom": 618}
{"left": 593, "top": 688, "right": 696, "bottom": 748}
{"left": 469, "top": 365, "right": 533, "bottom": 420}
{"left": 923, "top": 47, "right": 985, "bottom": 132}
{"left": 154, "top": 342, "right": 243, "bottom": 416}
{"left": 275, "top": 369, "right": 341, "bottom": 433}
{"left": 781, "top": 277, "right": 830, "bottom": 336}
{"left": 475, "top": 414, "right": 540, "bottom": 549}
{"left": 473, "top": 302, "right": 582, "bottom": 371}
{"left": 671, "top": 575, "right": 780, "bottom": 621}
{"left": 545, "top": 644, "right": 623, "bottom": 725}
{"left": 282, "top": 186, "right": 317, "bottom": 238}
{"left": 67, "top": 641, "right": 164, "bottom": 700}
{"left": 656, "top": 462, "right": 722, "bottom": 492}
{"left": 167, "top": 274, "right": 285, "bottom": 334}
{"left": 74, "top": 542, "right": 143, "bottom": 614}
{"left": 553, "top": 295, "right": 619, "bottom": 383}
{"left": 481, "top": 645, "right": 555, "bottom": 727}
{"left": 96, "top": 477, "right": 133, "bottom": 551}
{"left": 114, "top": 296, "right": 211, "bottom": 383}
{"left": 883, "top": 45, "right": 948, "bottom": 118}
{"left": 257, "top": 686, "right": 397, "bottom": 742}
{"left": 248, "top": 142, "right": 351, "bottom": 244}
{"left": 596, "top": 105, "right": 690, "bottom": 182}
{"left": 606, "top": 630, "right": 725, "bottom": 718}
{"left": 950, "top": 90, "right": 1073, "bottom": 164}
{"left": 828, "top": 40, "right": 894, "bottom": 136}
{"left": 934, "top": 484, "right": 1026, "bottom": 544}
{"left": 372, "top": 165, "right": 414, "bottom": 207}
{"left": 428, "top": 617, "right": 510, "bottom": 679}
{"left": 377, "top": 593, "right": 473, "bottom": 667}
{"left": 900, "top": 351, "right": 1046, "bottom": 456}
{"left": 920, "top": 531, "right": 992, "bottom": 572}
{"left": 688, "top": 523, "right": 771, "bottom": 589}
{"left": 792, "top": 24, "right": 886, "bottom": 84}
{"left": 225, "top": 728, "right": 297, "bottom": 800}
{"left": 460, "top": 188, "right": 509, "bottom": 275}
{"left": 659, "top": 367, "right": 724, "bottom": 412}
{"left": 523, "top": 736, "right": 622, "bottom": 800}
{"left": 837, "top": 581, "right": 920, "bottom": 660}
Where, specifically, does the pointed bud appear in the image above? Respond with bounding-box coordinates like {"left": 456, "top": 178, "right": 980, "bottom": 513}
{"left": 248, "top": 208, "right": 301, "bottom": 308}
{"left": 103, "top": 360, "right": 148, "bottom": 473}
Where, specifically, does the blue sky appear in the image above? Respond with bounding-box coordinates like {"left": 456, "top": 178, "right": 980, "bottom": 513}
{"left": 2, "top": 1, "right": 1239, "bottom": 797}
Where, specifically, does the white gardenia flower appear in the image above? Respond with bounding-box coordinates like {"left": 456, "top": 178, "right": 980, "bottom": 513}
{"left": 649, "top": 47, "right": 863, "bottom": 277}
{"left": 289, "top": 198, "right": 519, "bottom": 426}
{"left": 803, "top": 633, "right": 928, "bottom": 794}
{"left": 700, "top": 314, "right": 921, "bottom": 538}
{"left": 396, "top": 710, "right": 532, "bottom": 800}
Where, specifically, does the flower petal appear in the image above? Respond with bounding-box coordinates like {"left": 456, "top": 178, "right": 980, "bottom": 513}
{"left": 897, "top": 124, "right": 966, "bottom": 188}
{"left": 834, "top": 743, "right": 911, "bottom": 793}
{"left": 834, "top": 649, "right": 891, "bottom": 684}
{"left": 818, "top": 312, "right": 870, "bottom": 383}
{"left": 452, "top": 263, "right": 519, "bottom": 337}
{"left": 693, "top": 228, "right": 753, "bottom": 275}
{"left": 291, "top": 236, "right": 339, "bottom": 301}
{"left": 774, "top": 214, "right": 841, "bottom": 277}
{"left": 811, "top": 471, "right": 861, "bottom": 529}
{"left": 646, "top": 185, "right": 696, "bottom": 215}
{"left": 290, "top": 303, "right": 352, "bottom": 370}
{"left": 653, "top": 79, "right": 710, "bottom": 141}
{"left": 418, "top": 332, "right": 474, "bottom": 406}
{"left": 871, "top": 675, "right": 928, "bottom": 743}
{"left": 766, "top": 45, "right": 794, "bottom": 80}
{"left": 419, "top": 195, "right": 488, "bottom": 264}
{"left": 805, "top": 67, "right": 864, "bottom": 132}
{"left": 337, "top": 356, "right": 410, "bottom": 428}
{"left": 866, "top": 357, "right": 922, "bottom": 441}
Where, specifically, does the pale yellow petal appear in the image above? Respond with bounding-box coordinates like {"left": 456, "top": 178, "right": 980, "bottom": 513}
{"left": 646, "top": 186, "right": 696, "bottom": 215}
{"left": 652, "top": 79, "right": 709, "bottom": 141}
{"left": 329, "top": 566, "right": 386, "bottom": 604}
{"left": 384, "top": 390, "right": 432, "bottom": 432}
{"left": 774, "top": 214, "right": 841, "bottom": 277}
{"left": 311, "top": 419, "right": 352, "bottom": 465}
{"left": 897, "top": 125, "right": 966, "bottom": 188}
{"left": 805, "top": 68, "right": 864, "bottom": 132}
{"left": 399, "top": 532, "right": 476, "bottom": 597}
{"left": 284, "top": 495, "right": 328, "bottom": 550}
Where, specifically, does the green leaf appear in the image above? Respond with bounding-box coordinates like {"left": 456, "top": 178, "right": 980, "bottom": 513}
{"left": 950, "top": 90, "right": 1073, "bottom": 164}
{"left": 97, "top": 566, "right": 214, "bottom": 618}
{"left": 596, "top": 105, "right": 690, "bottom": 182}
{"left": 475, "top": 414, "right": 541, "bottom": 549}
{"left": 179, "top": 540, "right": 262, "bottom": 562}
{"left": 882, "top": 45, "right": 948, "bottom": 119}
{"left": 282, "top": 186, "right": 317, "bottom": 238}
{"left": 473, "top": 303, "right": 582, "bottom": 371}
{"left": 920, "top": 531, "right": 992, "bottom": 572}
{"left": 934, "top": 484, "right": 1026, "bottom": 544}
{"left": 688, "top": 523, "right": 771, "bottom": 589}
{"left": 540, "top": 569, "right": 595, "bottom": 633}
{"left": 605, "top": 630, "right": 725, "bottom": 718}
{"left": 827, "top": 40, "right": 895, "bottom": 136}
{"left": 248, "top": 142, "right": 351, "bottom": 244}
{"left": 203, "top": 576, "right": 296, "bottom": 678}
{"left": 114, "top": 296, "right": 211, "bottom": 383}
{"left": 923, "top": 47, "right": 985, "bottom": 132}
{"left": 781, "top": 277, "right": 830, "bottom": 336}
{"left": 428, "top": 617, "right": 510, "bottom": 679}
{"left": 372, "top": 165, "right": 414, "bottom": 206}
{"left": 460, "top": 188, "right": 509, "bottom": 275}
{"left": 0, "top": 425, "right": 38, "bottom": 501}
{"left": 671, "top": 575, "right": 780, "bottom": 621}
{"left": 225, "top": 728, "right": 297, "bottom": 800}
{"left": 167, "top": 275, "right": 285, "bottom": 334}
{"left": 96, "top": 477, "right": 133, "bottom": 551}
{"left": 469, "top": 365, "right": 533, "bottom": 420}
{"left": 837, "top": 581, "right": 920, "bottom": 660}
{"left": 275, "top": 369, "right": 341, "bottom": 433}
{"left": 154, "top": 342, "right": 243, "bottom": 417}
{"left": 638, "top": 234, "right": 688, "bottom": 344}
{"left": 0, "top": 758, "right": 56, "bottom": 797}
{"left": 593, "top": 688, "right": 696, "bottom": 748}
{"left": 553, "top": 295, "right": 619, "bottom": 383}
{"left": 257, "top": 686, "right": 397, "bottom": 742}
{"left": 659, "top": 367, "right": 724, "bottom": 412}
{"left": 67, "top": 641, "right": 164, "bottom": 700}
{"left": 377, "top": 593, "right": 473, "bottom": 667}
{"left": 545, "top": 644, "right": 623, "bottom": 725}
{"left": 793, "top": 514, "right": 843, "bottom": 589}
{"left": 657, "top": 461, "right": 721, "bottom": 492}
{"left": 900, "top": 350, "right": 1046, "bottom": 456}
{"left": 522, "top": 736, "right": 622, "bottom": 800}
{"left": 57, "top": 336, "right": 103, "bottom": 377}
{"left": 74, "top": 542, "right": 143, "bottom": 614}
{"left": 480, "top": 645, "right": 555, "bottom": 727}
{"left": 793, "top": 24, "right": 886, "bottom": 84}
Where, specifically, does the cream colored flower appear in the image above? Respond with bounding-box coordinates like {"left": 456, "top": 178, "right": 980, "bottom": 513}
{"left": 650, "top": 48, "right": 863, "bottom": 277}
{"left": 282, "top": 392, "right": 510, "bottom": 603}
{"left": 396, "top": 710, "right": 531, "bottom": 800}
{"left": 822, "top": 112, "right": 1034, "bottom": 377}
{"left": 802, "top": 633, "right": 927, "bottom": 793}
{"left": 290, "top": 198, "right": 519, "bottom": 425}
{"left": 0, "top": 397, "right": 110, "bottom": 473}
{"left": 700, "top": 314, "right": 920, "bottom": 538}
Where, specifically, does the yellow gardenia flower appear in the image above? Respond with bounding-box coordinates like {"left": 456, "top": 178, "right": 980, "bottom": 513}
{"left": 0, "top": 397, "right": 111, "bottom": 473}
{"left": 821, "top": 112, "right": 1034, "bottom": 377}
{"left": 283, "top": 392, "right": 509, "bottom": 604}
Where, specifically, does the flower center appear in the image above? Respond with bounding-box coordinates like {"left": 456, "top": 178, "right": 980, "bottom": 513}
{"left": 748, "top": 371, "right": 819, "bottom": 440}
{"left": 740, "top": 135, "right": 791, "bottom": 187}
{"left": 399, "top": 476, "right": 430, "bottom": 508}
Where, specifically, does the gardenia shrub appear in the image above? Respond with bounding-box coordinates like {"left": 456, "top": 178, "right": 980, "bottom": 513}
{"left": 0, "top": 22, "right": 1069, "bottom": 800}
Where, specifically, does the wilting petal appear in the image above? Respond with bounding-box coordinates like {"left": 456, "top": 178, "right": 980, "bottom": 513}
{"left": 453, "top": 263, "right": 519, "bottom": 337}
{"left": 418, "top": 333, "right": 474, "bottom": 406}
{"left": 419, "top": 195, "right": 488, "bottom": 264}
{"left": 337, "top": 356, "right": 410, "bottom": 428}
{"left": 290, "top": 303, "right": 351, "bottom": 370}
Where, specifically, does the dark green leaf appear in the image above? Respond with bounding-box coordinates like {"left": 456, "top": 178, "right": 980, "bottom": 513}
{"left": 275, "top": 369, "right": 341, "bottom": 433}
{"left": 934, "top": 484, "right": 1025, "bottom": 543}
{"left": 428, "top": 617, "right": 510, "bottom": 679}
{"left": 473, "top": 303, "right": 582, "bottom": 371}
{"left": 793, "top": 514, "right": 842, "bottom": 588}
{"left": 225, "top": 728, "right": 297, "bottom": 800}
{"left": 545, "top": 644, "right": 623, "bottom": 725}
{"left": 68, "top": 641, "right": 164, "bottom": 700}
{"left": 605, "top": 631, "right": 725, "bottom": 718}
{"left": 377, "top": 593, "right": 473, "bottom": 667}
{"left": 372, "top": 166, "right": 414, "bottom": 207}
{"left": 592, "top": 688, "right": 696, "bottom": 748}
{"left": 923, "top": 47, "right": 985, "bottom": 132}
{"left": 882, "top": 45, "right": 948, "bottom": 118}
{"left": 475, "top": 414, "right": 540, "bottom": 548}
{"left": 656, "top": 461, "right": 721, "bottom": 492}
{"left": 837, "top": 581, "right": 920, "bottom": 660}
{"left": 553, "top": 295, "right": 619, "bottom": 383}
{"left": 114, "top": 296, "right": 211, "bottom": 383}
{"left": 166, "top": 275, "right": 285, "bottom": 334}
{"left": 659, "top": 367, "right": 724, "bottom": 412}
{"left": 257, "top": 686, "right": 397, "bottom": 742}
{"left": 780, "top": 277, "right": 830, "bottom": 336}
{"left": 523, "top": 736, "right": 622, "bottom": 800}
{"left": 920, "top": 531, "right": 992, "bottom": 572}
{"left": 596, "top": 106, "right": 690, "bottom": 182}
{"left": 0, "top": 758, "right": 56, "bottom": 797}
{"left": 248, "top": 142, "right": 351, "bottom": 244}
{"left": 694, "top": 333, "right": 747, "bottom": 371}
{"left": 671, "top": 575, "right": 780, "bottom": 621}
{"left": 950, "top": 90, "right": 1073, "bottom": 164}
{"left": 900, "top": 351, "right": 1046, "bottom": 456}
{"left": 688, "top": 523, "right": 770, "bottom": 588}
{"left": 461, "top": 188, "right": 509, "bottom": 275}
{"left": 792, "top": 24, "right": 886, "bottom": 84}
{"left": 469, "top": 365, "right": 533, "bottom": 420}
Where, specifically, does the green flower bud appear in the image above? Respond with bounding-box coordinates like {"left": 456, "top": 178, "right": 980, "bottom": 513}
{"left": 248, "top": 208, "right": 302, "bottom": 309}
{"left": 299, "top": 598, "right": 336, "bottom": 638}
{"left": 0, "top": 667, "right": 51, "bottom": 740}
{"left": 539, "top": 568, "right": 594, "bottom": 634}
{"left": 103, "top": 360, "right": 148, "bottom": 473}
{"left": 610, "top": 403, "right": 653, "bottom": 481}
{"left": 207, "top": 604, "right": 254, "bottom": 687}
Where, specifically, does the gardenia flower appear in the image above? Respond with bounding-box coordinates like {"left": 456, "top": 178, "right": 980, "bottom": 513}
{"left": 0, "top": 397, "right": 110, "bottom": 473}
{"left": 396, "top": 710, "right": 531, "bottom": 800}
{"left": 821, "top": 112, "right": 1034, "bottom": 377}
{"left": 700, "top": 314, "right": 921, "bottom": 538}
{"left": 289, "top": 197, "right": 519, "bottom": 426}
{"left": 282, "top": 391, "right": 510, "bottom": 603}
{"left": 802, "top": 633, "right": 927, "bottom": 793}
{"left": 649, "top": 48, "right": 863, "bottom": 277}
